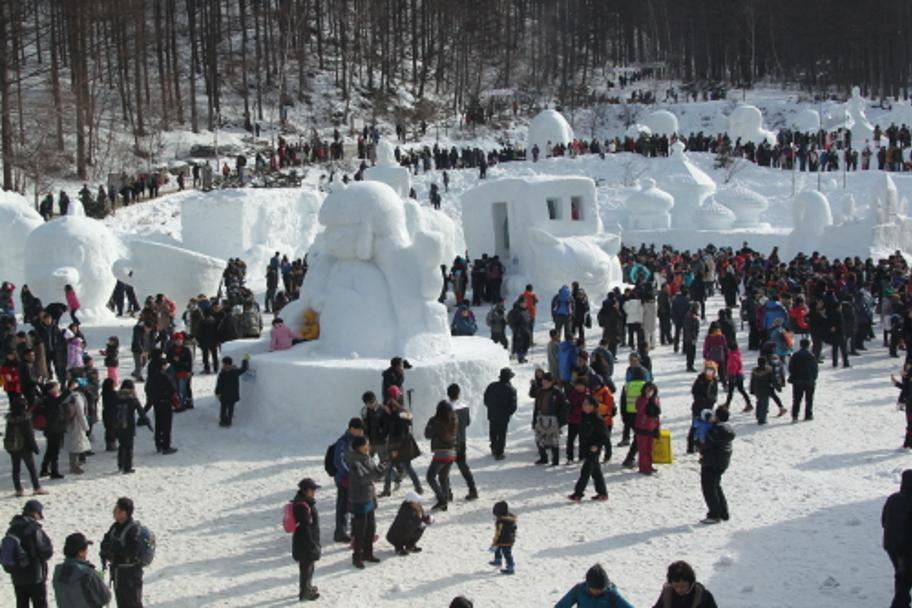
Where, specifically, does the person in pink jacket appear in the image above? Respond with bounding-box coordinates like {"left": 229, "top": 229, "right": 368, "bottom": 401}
{"left": 64, "top": 284, "right": 80, "bottom": 325}
{"left": 702, "top": 322, "right": 728, "bottom": 382}
{"left": 635, "top": 382, "right": 661, "bottom": 475}
{"left": 269, "top": 317, "right": 296, "bottom": 351}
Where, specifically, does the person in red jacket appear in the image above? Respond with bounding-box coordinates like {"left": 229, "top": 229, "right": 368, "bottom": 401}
{"left": 635, "top": 382, "right": 661, "bottom": 475}
{"left": 1, "top": 351, "right": 23, "bottom": 407}
{"left": 723, "top": 344, "right": 752, "bottom": 411}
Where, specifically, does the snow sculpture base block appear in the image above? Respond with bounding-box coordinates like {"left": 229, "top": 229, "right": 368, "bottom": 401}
{"left": 225, "top": 337, "right": 508, "bottom": 439}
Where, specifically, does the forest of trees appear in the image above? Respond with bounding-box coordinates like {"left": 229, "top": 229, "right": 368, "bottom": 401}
{"left": 2, "top": 0, "right": 912, "bottom": 190}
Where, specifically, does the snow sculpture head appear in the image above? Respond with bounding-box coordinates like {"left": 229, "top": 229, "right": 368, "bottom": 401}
{"left": 527, "top": 109, "right": 574, "bottom": 155}
{"left": 623, "top": 178, "right": 674, "bottom": 231}
{"left": 643, "top": 110, "right": 679, "bottom": 137}
{"left": 282, "top": 181, "right": 451, "bottom": 359}
{"left": 0, "top": 194, "right": 44, "bottom": 287}
{"left": 364, "top": 141, "right": 411, "bottom": 197}
{"left": 24, "top": 216, "right": 124, "bottom": 321}
{"left": 728, "top": 105, "right": 776, "bottom": 145}
{"left": 376, "top": 140, "right": 398, "bottom": 167}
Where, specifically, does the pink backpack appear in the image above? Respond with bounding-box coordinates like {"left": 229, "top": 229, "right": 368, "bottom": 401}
{"left": 282, "top": 502, "right": 298, "bottom": 533}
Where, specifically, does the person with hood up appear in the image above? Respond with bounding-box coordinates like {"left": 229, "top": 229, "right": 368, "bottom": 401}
{"left": 483, "top": 368, "right": 518, "bottom": 460}
{"left": 488, "top": 501, "right": 517, "bottom": 575}
{"left": 554, "top": 563, "right": 635, "bottom": 608}
{"left": 652, "top": 560, "right": 718, "bottom": 608}
{"left": 298, "top": 309, "right": 320, "bottom": 341}
{"left": 345, "top": 436, "right": 386, "bottom": 569}
{"left": 52, "top": 532, "right": 112, "bottom": 607}
{"left": 290, "top": 478, "right": 321, "bottom": 602}
{"left": 385, "top": 491, "right": 432, "bottom": 556}
{"left": 883, "top": 469, "right": 912, "bottom": 608}
{"left": 552, "top": 286, "right": 574, "bottom": 341}
{"left": 451, "top": 304, "right": 477, "bottom": 336}
{"left": 700, "top": 407, "right": 735, "bottom": 525}
{"left": 5, "top": 500, "right": 54, "bottom": 607}
{"left": 486, "top": 300, "right": 509, "bottom": 349}
{"left": 631, "top": 382, "right": 661, "bottom": 474}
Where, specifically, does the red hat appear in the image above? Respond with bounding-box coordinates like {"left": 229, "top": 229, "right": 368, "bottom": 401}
{"left": 173, "top": 332, "right": 185, "bottom": 341}
{"left": 386, "top": 385, "right": 402, "bottom": 399}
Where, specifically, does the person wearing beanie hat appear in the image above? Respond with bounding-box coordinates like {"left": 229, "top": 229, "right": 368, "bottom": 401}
{"left": 290, "top": 478, "right": 321, "bottom": 601}
{"left": 385, "top": 490, "right": 432, "bottom": 556}
{"left": 5, "top": 499, "right": 54, "bottom": 606}
{"left": 53, "top": 532, "right": 112, "bottom": 608}
{"left": 488, "top": 500, "right": 517, "bottom": 575}
{"left": 331, "top": 417, "right": 365, "bottom": 543}
{"left": 450, "top": 597, "right": 474, "bottom": 608}
{"left": 483, "top": 368, "right": 518, "bottom": 460}
{"left": 884, "top": 470, "right": 912, "bottom": 608}
{"left": 553, "top": 563, "right": 635, "bottom": 607}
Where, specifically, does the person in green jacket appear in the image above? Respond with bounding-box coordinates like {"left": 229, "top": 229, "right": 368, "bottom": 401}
{"left": 52, "top": 532, "right": 112, "bottom": 607}
{"left": 554, "top": 564, "right": 635, "bottom": 608}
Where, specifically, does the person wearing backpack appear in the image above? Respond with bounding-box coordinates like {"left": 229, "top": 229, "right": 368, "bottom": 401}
{"left": 3, "top": 499, "right": 53, "bottom": 607}
{"left": 214, "top": 355, "right": 250, "bottom": 427}
{"left": 100, "top": 497, "right": 148, "bottom": 608}
{"left": 52, "top": 532, "right": 112, "bottom": 608}
{"left": 290, "top": 478, "right": 321, "bottom": 602}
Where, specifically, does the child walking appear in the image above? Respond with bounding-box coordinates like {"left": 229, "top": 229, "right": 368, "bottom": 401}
{"left": 214, "top": 355, "right": 250, "bottom": 427}
{"left": 489, "top": 500, "right": 517, "bottom": 575}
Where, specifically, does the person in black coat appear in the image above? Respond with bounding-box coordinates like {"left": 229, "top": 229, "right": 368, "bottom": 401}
{"left": 788, "top": 338, "right": 819, "bottom": 421}
{"left": 5, "top": 499, "right": 53, "bottom": 606}
{"left": 652, "top": 560, "right": 719, "bottom": 608}
{"left": 214, "top": 355, "right": 249, "bottom": 427}
{"left": 385, "top": 493, "right": 431, "bottom": 555}
{"left": 482, "top": 368, "right": 518, "bottom": 459}
{"left": 883, "top": 469, "right": 912, "bottom": 608}
{"left": 144, "top": 352, "right": 177, "bottom": 455}
{"left": 292, "top": 478, "right": 321, "bottom": 602}
{"left": 197, "top": 312, "right": 221, "bottom": 374}
{"left": 113, "top": 380, "right": 150, "bottom": 474}
{"left": 699, "top": 407, "right": 735, "bottom": 525}
{"left": 687, "top": 365, "right": 719, "bottom": 453}
{"left": 568, "top": 396, "right": 608, "bottom": 501}
{"left": 381, "top": 357, "right": 410, "bottom": 405}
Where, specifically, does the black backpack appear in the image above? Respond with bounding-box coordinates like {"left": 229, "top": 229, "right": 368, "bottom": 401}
{"left": 323, "top": 442, "right": 337, "bottom": 478}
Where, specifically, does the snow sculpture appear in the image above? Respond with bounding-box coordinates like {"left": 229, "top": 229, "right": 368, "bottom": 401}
{"left": 280, "top": 181, "right": 450, "bottom": 359}
{"left": 626, "top": 124, "right": 651, "bottom": 139}
{"left": 527, "top": 109, "right": 574, "bottom": 157}
{"left": 0, "top": 193, "right": 44, "bottom": 288}
{"left": 642, "top": 110, "right": 679, "bottom": 136}
{"left": 692, "top": 196, "right": 736, "bottom": 231}
{"left": 656, "top": 140, "right": 717, "bottom": 230}
{"left": 623, "top": 178, "right": 674, "bottom": 230}
{"left": 402, "top": 197, "right": 464, "bottom": 269}
{"left": 24, "top": 216, "right": 125, "bottom": 321}
{"left": 786, "top": 190, "right": 833, "bottom": 257}
{"left": 364, "top": 139, "right": 412, "bottom": 198}
{"left": 728, "top": 105, "right": 776, "bottom": 145}
{"left": 461, "top": 176, "right": 622, "bottom": 301}
{"left": 845, "top": 86, "right": 875, "bottom": 147}
{"left": 715, "top": 183, "right": 770, "bottom": 229}
{"left": 113, "top": 239, "right": 225, "bottom": 308}
{"left": 889, "top": 100, "right": 912, "bottom": 129}
{"left": 793, "top": 108, "right": 821, "bottom": 133}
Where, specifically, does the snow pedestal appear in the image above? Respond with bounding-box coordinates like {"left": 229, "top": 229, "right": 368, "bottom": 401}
{"left": 0, "top": 193, "right": 44, "bottom": 288}
{"left": 364, "top": 140, "right": 412, "bottom": 198}
{"left": 527, "top": 109, "right": 574, "bottom": 157}
{"left": 24, "top": 216, "right": 124, "bottom": 322}
{"left": 461, "top": 176, "right": 622, "bottom": 303}
{"left": 623, "top": 178, "right": 674, "bottom": 230}
{"left": 728, "top": 105, "right": 776, "bottom": 145}
{"left": 642, "top": 110, "right": 679, "bottom": 136}
{"left": 656, "top": 141, "right": 717, "bottom": 230}
{"left": 715, "top": 184, "right": 770, "bottom": 229}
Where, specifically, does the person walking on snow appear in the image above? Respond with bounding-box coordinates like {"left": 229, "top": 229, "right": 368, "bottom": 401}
{"left": 883, "top": 469, "right": 912, "bottom": 608}
{"left": 568, "top": 396, "right": 609, "bottom": 502}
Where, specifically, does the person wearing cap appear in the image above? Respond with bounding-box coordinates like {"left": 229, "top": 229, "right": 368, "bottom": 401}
{"left": 553, "top": 563, "right": 634, "bottom": 608}
{"left": 385, "top": 491, "right": 432, "bottom": 556}
{"left": 483, "top": 368, "right": 518, "bottom": 460}
{"left": 99, "top": 497, "right": 144, "bottom": 607}
{"left": 332, "top": 417, "right": 365, "bottom": 543}
{"left": 4, "top": 499, "right": 53, "bottom": 607}
{"left": 53, "top": 532, "right": 112, "bottom": 607}
{"left": 651, "top": 560, "right": 718, "bottom": 608}
{"left": 291, "top": 478, "right": 321, "bottom": 602}
{"left": 883, "top": 469, "right": 912, "bottom": 607}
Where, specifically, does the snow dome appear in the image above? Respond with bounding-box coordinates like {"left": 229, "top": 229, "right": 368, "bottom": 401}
{"left": 24, "top": 215, "right": 124, "bottom": 321}
{"left": 728, "top": 105, "right": 776, "bottom": 145}
{"left": 715, "top": 183, "right": 770, "bottom": 229}
{"left": 0, "top": 192, "right": 44, "bottom": 288}
{"left": 623, "top": 178, "right": 674, "bottom": 230}
{"left": 527, "top": 109, "right": 574, "bottom": 157}
{"left": 364, "top": 139, "right": 412, "bottom": 198}
{"left": 642, "top": 110, "right": 679, "bottom": 136}
{"left": 655, "top": 140, "right": 717, "bottom": 230}
{"left": 793, "top": 108, "right": 821, "bottom": 133}
{"left": 692, "top": 196, "right": 736, "bottom": 231}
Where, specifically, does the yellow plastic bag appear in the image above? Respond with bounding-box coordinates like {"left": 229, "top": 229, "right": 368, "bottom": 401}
{"left": 652, "top": 429, "right": 674, "bottom": 465}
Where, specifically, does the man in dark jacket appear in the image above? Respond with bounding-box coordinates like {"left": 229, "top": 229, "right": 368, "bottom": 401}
{"left": 5, "top": 500, "right": 53, "bottom": 607}
{"left": 99, "top": 497, "right": 143, "bottom": 608}
{"left": 483, "top": 368, "right": 518, "bottom": 459}
{"left": 291, "top": 478, "right": 321, "bottom": 602}
{"left": 52, "top": 532, "right": 112, "bottom": 607}
{"left": 699, "top": 407, "right": 735, "bottom": 525}
{"left": 671, "top": 289, "right": 691, "bottom": 353}
{"left": 214, "top": 355, "right": 249, "bottom": 427}
{"left": 130, "top": 321, "right": 153, "bottom": 382}
{"left": 788, "top": 338, "right": 819, "bottom": 421}
{"left": 883, "top": 469, "right": 912, "bottom": 608}
{"left": 448, "top": 383, "right": 478, "bottom": 498}
{"left": 332, "top": 418, "right": 364, "bottom": 543}
{"left": 143, "top": 353, "right": 177, "bottom": 455}
{"left": 381, "top": 357, "right": 410, "bottom": 405}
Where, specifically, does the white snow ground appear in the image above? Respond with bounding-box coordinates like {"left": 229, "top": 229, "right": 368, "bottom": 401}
{"left": 0, "top": 292, "right": 906, "bottom": 608}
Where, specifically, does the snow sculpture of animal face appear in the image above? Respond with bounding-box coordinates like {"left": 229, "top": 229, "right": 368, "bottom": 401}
{"left": 283, "top": 181, "right": 451, "bottom": 359}
{"left": 525, "top": 229, "right": 622, "bottom": 301}
{"left": 24, "top": 216, "right": 124, "bottom": 322}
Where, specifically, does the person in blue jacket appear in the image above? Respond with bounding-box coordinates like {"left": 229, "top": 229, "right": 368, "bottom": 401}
{"left": 552, "top": 286, "right": 575, "bottom": 341}
{"left": 332, "top": 417, "right": 364, "bottom": 543}
{"left": 554, "top": 563, "right": 635, "bottom": 608}
{"left": 761, "top": 295, "right": 788, "bottom": 332}
{"left": 558, "top": 338, "right": 578, "bottom": 385}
